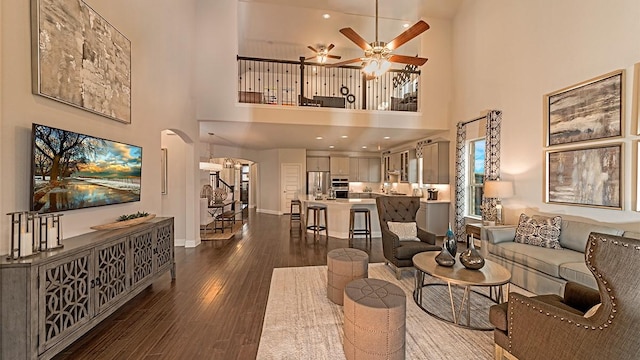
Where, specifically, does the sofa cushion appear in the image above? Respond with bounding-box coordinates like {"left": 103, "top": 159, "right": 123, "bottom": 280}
{"left": 559, "top": 220, "right": 624, "bottom": 252}
{"left": 559, "top": 261, "right": 597, "bottom": 289}
{"left": 623, "top": 231, "right": 640, "bottom": 240}
{"left": 486, "top": 226, "right": 517, "bottom": 244}
{"left": 515, "top": 214, "right": 563, "bottom": 249}
{"left": 489, "top": 242, "right": 584, "bottom": 278}
{"left": 388, "top": 221, "right": 417, "bottom": 240}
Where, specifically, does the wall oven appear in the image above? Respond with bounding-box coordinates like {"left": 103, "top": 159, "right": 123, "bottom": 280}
{"left": 331, "top": 177, "right": 349, "bottom": 199}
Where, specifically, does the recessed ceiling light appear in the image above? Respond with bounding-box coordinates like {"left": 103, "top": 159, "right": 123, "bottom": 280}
{"left": 323, "top": 13, "right": 331, "bottom": 19}
{"left": 316, "top": 136, "right": 323, "bottom": 140}
{"left": 403, "top": 23, "right": 410, "bottom": 28}
{"left": 361, "top": 146, "right": 367, "bottom": 149}
{"left": 383, "top": 136, "right": 390, "bottom": 139}
{"left": 341, "top": 135, "right": 348, "bottom": 139}
{"left": 329, "top": 145, "right": 335, "bottom": 149}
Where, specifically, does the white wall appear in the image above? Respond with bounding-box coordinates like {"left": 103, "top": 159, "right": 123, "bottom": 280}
{"left": 0, "top": 0, "right": 199, "bottom": 254}
{"left": 452, "top": 0, "right": 640, "bottom": 230}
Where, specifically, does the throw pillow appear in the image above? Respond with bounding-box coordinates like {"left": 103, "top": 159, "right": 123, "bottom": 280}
{"left": 514, "top": 214, "right": 563, "bottom": 249}
{"left": 584, "top": 303, "right": 601, "bottom": 318}
{"left": 387, "top": 222, "right": 419, "bottom": 241}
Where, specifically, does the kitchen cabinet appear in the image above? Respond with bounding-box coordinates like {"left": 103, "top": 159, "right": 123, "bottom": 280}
{"left": 348, "top": 157, "right": 381, "bottom": 182}
{"left": 422, "top": 141, "right": 449, "bottom": 184}
{"left": 416, "top": 201, "right": 449, "bottom": 236}
{"left": 306, "top": 156, "right": 330, "bottom": 172}
{"left": 1, "top": 218, "right": 175, "bottom": 360}
{"left": 330, "top": 156, "right": 350, "bottom": 176}
{"left": 400, "top": 149, "right": 417, "bottom": 183}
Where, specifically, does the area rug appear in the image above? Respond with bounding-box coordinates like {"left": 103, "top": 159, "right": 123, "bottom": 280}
{"left": 256, "top": 263, "right": 529, "bottom": 360}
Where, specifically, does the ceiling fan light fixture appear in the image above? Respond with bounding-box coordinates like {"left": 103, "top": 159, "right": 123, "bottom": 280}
{"left": 363, "top": 57, "right": 392, "bottom": 78}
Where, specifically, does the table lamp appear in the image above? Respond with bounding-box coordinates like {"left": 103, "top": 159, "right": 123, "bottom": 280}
{"left": 483, "top": 180, "right": 514, "bottom": 225}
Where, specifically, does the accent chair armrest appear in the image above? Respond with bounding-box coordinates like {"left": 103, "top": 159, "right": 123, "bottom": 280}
{"left": 417, "top": 227, "right": 436, "bottom": 245}
{"left": 485, "top": 226, "right": 517, "bottom": 244}
{"left": 563, "top": 281, "right": 601, "bottom": 313}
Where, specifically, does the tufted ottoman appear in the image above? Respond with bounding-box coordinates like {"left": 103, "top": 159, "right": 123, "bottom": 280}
{"left": 327, "top": 248, "right": 369, "bottom": 305}
{"left": 343, "top": 278, "right": 406, "bottom": 360}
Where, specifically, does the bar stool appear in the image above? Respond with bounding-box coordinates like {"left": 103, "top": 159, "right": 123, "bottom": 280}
{"left": 290, "top": 199, "right": 302, "bottom": 229}
{"left": 305, "top": 204, "right": 328, "bottom": 241}
{"left": 349, "top": 208, "right": 372, "bottom": 243}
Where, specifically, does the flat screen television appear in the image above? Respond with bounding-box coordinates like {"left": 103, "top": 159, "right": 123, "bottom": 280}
{"left": 30, "top": 123, "right": 142, "bottom": 213}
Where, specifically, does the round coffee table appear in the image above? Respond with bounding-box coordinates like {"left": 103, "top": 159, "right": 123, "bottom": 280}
{"left": 412, "top": 251, "right": 511, "bottom": 331}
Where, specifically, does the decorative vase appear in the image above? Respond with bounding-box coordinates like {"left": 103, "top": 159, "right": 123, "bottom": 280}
{"left": 435, "top": 245, "right": 455, "bottom": 267}
{"left": 460, "top": 235, "right": 485, "bottom": 270}
{"left": 445, "top": 223, "right": 457, "bottom": 255}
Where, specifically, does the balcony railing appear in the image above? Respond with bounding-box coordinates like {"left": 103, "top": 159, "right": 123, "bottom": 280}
{"left": 237, "top": 56, "right": 420, "bottom": 112}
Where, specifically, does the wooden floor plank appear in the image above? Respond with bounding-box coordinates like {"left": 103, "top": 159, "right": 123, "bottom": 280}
{"left": 53, "top": 210, "right": 388, "bottom": 359}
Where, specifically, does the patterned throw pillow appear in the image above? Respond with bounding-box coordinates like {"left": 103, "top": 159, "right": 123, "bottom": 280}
{"left": 387, "top": 222, "right": 419, "bottom": 241}
{"left": 514, "top": 214, "right": 563, "bottom": 249}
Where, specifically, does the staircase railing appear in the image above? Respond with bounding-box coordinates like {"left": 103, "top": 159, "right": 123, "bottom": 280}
{"left": 237, "top": 56, "right": 420, "bottom": 112}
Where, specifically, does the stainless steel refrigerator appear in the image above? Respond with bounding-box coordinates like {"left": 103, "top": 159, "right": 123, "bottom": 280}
{"left": 307, "top": 171, "right": 330, "bottom": 195}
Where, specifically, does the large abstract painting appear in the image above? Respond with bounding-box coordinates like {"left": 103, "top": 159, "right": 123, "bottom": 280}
{"left": 546, "top": 144, "right": 622, "bottom": 209}
{"left": 545, "top": 70, "right": 623, "bottom": 146}
{"left": 32, "top": 0, "right": 131, "bottom": 124}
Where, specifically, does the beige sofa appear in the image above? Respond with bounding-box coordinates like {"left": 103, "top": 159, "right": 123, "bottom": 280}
{"left": 483, "top": 217, "right": 640, "bottom": 296}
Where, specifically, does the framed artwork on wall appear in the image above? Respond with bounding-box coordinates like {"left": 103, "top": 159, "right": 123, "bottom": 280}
{"left": 31, "top": 0, "right": 131, "bottom": 124}
{"left": 545, "top": 143, "right": 622, "bottom": 209}
{"left": 161, "top": 148, "right": 168, "bottom": 195}
{"left": 544, "top": 70, "right": 624, "bottom": 147}
{"left": 633, "top": 63, "right": 640, "bottom": 135}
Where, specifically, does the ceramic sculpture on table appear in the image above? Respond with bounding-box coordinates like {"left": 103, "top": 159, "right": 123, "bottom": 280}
{"left": 460, "top": 235, "right": 485, "bottom": 270}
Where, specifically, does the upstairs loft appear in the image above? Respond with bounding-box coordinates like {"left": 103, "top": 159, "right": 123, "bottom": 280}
{"left": 237, "top": 56, "right": 421, "bottom": 112}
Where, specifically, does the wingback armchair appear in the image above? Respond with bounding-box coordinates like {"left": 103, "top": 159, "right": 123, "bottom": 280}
{"left": 375, "top": 195, "right": 440, "bottom": 279}
{"left": 490, "top": 232, "right": 640, "bottom": 360}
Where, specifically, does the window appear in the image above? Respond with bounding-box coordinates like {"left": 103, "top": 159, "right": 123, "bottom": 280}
{"left": 467, "top": 138, "right": 485, "bottom": 217}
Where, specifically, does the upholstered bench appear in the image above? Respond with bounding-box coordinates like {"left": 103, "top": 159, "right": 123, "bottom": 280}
{"left": 343, "top": 278, "right": 406, "bottom": 360}
{"left": 327, "top": 248, "right": 368, "bottom": 305}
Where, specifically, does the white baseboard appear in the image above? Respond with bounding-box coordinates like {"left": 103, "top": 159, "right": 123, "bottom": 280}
{"left": 184, "top": 238, "right": 200, "bottom": 248}
{"left": 256, "top": 208, "right": 283, "bottom": 216}
{"left": 174, "top": 238, "right": 186, "bottom": 247}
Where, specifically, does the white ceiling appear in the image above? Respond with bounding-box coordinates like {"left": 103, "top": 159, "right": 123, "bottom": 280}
{"left": 200, "top": 0, "right": 462, "bottom": 153}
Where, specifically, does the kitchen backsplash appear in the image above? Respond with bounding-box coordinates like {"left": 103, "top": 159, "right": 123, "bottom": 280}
{"left": 349, "top": 182, "right": 451, "bottom": 201}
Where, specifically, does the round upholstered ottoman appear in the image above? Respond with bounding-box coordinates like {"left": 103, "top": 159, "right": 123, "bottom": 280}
{"left": 327, "top": 248, "right": 369, "bottom": 305}
{"left": 343, "top": 278, "right": 406, "bottom": 360}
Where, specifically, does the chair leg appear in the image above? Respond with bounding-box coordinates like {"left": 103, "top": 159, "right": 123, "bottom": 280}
{"left": 395, "top": 267, "right": 402, "bottom": 280}
{"left": 495, "top": 344, "right": 517, "bottom": 360}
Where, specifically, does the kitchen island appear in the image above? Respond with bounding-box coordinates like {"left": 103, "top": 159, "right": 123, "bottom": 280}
{"left": 300, "top": 195, "right": 382, "bottom": 239}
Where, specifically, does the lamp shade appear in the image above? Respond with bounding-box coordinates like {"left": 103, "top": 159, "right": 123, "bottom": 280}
{"left": 484, "top": 180, "right": 514, "bottom": 199}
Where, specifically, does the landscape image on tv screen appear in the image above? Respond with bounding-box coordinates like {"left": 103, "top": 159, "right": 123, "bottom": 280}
{"left": 31, "top": 123, "right": 142, "bottom": 213}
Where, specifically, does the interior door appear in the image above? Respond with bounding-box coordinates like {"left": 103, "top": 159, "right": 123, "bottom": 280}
{"left": 281, "top": 163, "right": 302, "bottom": 214}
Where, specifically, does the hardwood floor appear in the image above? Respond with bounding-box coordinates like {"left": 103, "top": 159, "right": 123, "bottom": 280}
{"left": 54, "top": 210, "right": 386, "bottom": 360}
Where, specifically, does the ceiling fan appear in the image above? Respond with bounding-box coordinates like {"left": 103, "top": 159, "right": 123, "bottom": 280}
{"left": 305, "top": 44, "right": 341, "bottom": 64}
{"left": 330, "top": 0, "right": 429, "bottom": 76}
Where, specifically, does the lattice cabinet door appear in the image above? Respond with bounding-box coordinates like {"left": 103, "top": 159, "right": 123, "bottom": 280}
{"left": 94, "top": 237, "right": 130, "bottom": 314}
{"left": 130, "top": 228, "right": 154, "bottom": 288}
{"left": 38, "top": 250, "right": 94, "bottom": 354}
{"left": 154, "top": 221, "right": 174, "bottom": 275}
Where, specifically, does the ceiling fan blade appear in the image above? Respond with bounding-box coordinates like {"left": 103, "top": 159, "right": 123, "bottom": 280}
{"left": 304, "top": 56, "right": 317, "bottom": 60}
{"left": 307, "top": 45, "right": 318, "bottom": 53}
{"left": 388, "top": 54, "right": 428, "bottom": 66}
{"left": 339, "top": 28, "right": 372, "bottom": 51}
{"left": 326, "top": 58, "right": 363, "bottom": 67}
{"left": 386, "top": 20, "right": 430, "bottom": 50}
{"left": 327, "top": 43, "right": 335, "bottom": 52}
{"left": 327, "top": 54, "right": 342, "bottom": 59}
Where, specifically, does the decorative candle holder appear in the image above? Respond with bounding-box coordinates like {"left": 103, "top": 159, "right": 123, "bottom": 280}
{"left": 7, "top": 211, "right": 39, "bottom": 260}
{"left": 38, "top": 213, "right": 64, "bottom": 251}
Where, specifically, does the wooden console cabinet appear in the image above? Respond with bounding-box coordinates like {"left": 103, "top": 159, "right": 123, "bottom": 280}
{"left": 0, "top": 217, "right": 175, "bottom": 360}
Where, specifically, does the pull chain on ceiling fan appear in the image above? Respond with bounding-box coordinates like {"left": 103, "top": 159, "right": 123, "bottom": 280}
{"left": 330, "top": 0, "right": 429, "bottom": 77}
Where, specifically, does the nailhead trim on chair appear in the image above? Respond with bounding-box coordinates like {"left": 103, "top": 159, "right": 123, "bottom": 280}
{"left": 507, "top": 233, "right": 626, "bottom": 353}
